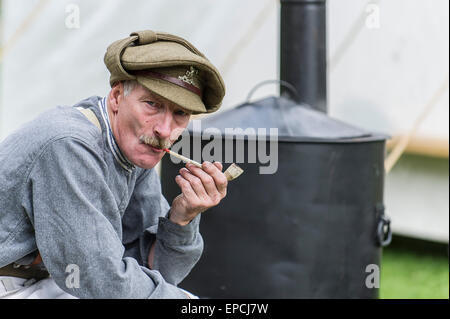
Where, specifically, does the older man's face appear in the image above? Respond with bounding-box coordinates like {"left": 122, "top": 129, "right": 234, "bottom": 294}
{"left": 107, "top": 82, "right": 191, "bottom": 169}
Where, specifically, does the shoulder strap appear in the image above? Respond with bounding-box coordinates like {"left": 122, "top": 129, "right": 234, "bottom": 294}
{"left": 76, "top": 107, "right": 102, "bottom": 131}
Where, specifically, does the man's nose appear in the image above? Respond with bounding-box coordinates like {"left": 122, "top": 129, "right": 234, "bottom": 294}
{"left": 154, "top": 111, "right": 174, "bottom": 139}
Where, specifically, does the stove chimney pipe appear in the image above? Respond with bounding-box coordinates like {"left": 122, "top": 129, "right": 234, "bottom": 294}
{"left": 280, "top": 0, "right": 327, "bottom": 113}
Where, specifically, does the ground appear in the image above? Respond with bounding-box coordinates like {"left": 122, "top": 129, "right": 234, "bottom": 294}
{"left": 380, "top": 236, "right": 449, "bottom": 299}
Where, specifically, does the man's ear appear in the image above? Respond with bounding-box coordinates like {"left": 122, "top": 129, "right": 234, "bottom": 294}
{"left": 109, "top": 82, "right": 124, "bottom": 114}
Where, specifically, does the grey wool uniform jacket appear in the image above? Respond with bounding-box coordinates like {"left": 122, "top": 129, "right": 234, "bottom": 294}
{"left": 0, "top": 96, "right": 203, "bottom": 298}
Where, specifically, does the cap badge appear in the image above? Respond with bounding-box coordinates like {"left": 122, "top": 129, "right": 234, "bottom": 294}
{"left": 178, "top": 66, "right": 198, "bottom": 86}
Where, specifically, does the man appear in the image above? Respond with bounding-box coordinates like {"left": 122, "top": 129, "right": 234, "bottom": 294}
{"left": 0, "top": 30, "right": 227, "bottom": 298}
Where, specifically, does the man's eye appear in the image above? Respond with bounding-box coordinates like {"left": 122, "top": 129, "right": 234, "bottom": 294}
{"left": 175, "top": 110, "right": 189, "bottom": 116}
{"left": 145, "top": 101, "right": 159, "bottom": 108}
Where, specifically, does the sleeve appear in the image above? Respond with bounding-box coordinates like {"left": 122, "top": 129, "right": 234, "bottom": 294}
{"left": 122, "top": 168, "right": 203, "bottom": 286}
{"left": 25, "top": 136, "right": 189, "bottom": 299}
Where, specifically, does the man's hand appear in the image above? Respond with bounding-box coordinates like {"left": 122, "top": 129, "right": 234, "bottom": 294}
{"left": 169, "top": 161, "right": 228, "bottom": 226}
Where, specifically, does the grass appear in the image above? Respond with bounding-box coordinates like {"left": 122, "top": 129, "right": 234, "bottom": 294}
{"left": 380, "top": 236, "right": 449, "bottom": 299}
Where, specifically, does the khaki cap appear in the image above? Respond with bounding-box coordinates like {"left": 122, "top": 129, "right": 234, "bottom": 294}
{"left": 104, "top": 30, "right": 226, "bottom": 114}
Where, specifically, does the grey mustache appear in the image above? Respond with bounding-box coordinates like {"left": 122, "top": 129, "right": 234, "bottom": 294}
{"left": 139, "top": 135, "right": 171, "bottom": 150}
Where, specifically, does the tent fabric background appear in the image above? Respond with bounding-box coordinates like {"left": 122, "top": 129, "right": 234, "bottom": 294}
{"left": 0, "top": 0, "right": 278, "bottom": 138}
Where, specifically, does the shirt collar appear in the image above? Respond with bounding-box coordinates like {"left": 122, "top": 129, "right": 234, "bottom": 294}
{"left": 98, "top": 97, "right": 135, "bottom": 172}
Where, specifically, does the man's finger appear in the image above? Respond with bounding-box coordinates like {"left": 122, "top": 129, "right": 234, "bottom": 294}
{"left": 200, "top": 162, "right": 228, "bottom": 195}
{"left": 179, "top": 167, "right": 209, "bottom": 199}
{"left": 175, "top": 174, "right": 199, "bottom": 201}
{"left": 184, "top": 163, "right": 221, "bottom": 198}
{"left": 213, "top": 161, "right": 223, "bottom": 171}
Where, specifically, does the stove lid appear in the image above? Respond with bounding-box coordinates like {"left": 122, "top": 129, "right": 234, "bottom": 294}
{"left": 188, "top": 96, "right": 388, "bottom": 143}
